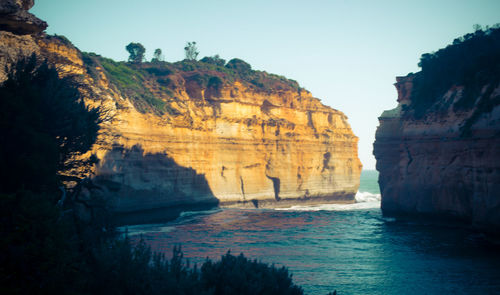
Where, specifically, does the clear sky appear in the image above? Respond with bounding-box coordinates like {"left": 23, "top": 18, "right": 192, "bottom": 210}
{"left": 32, "top": 0, "right": 500, "bottom": 169}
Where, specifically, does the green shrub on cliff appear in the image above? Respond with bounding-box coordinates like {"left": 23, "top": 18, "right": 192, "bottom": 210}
{"left": 226, "top": 58, "right": 252, "bottom": 73}
{"left": 408, "top": 24, "right": 500, "bottom": 119}
{"left": 91, "top": 55, "right": 169, "bottom": 115}
{"left": 201, "top": 54, "right": 226, "bottom": 66}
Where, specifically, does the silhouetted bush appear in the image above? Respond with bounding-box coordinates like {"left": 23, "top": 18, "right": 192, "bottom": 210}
{"left": 88, "top": 240, "right": 304, "bottom": 295}
{"left": 0, "top": 55, "right": 101, "bottom": 193}
{"left": 201, "top": 251, "right": 303, "bottom": 295}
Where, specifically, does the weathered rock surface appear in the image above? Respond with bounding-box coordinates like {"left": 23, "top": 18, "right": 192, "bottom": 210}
{"left": 374, "top": 74, "right": 500, "bottom": 230}
{"left": 0, "top": 2, "right": 362, "bottom": 214}
{"left": 0, "top": 0, "right": 46, "bottom": 35}
{"left": 0, "top": 0, "right": 44, "bottom": 80}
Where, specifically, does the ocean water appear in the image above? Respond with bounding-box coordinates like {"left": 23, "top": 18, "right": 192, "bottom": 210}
{"left": 124, "top": 170, "right": 500, "bottom": 294}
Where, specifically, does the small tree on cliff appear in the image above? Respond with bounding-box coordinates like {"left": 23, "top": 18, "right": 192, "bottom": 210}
{"left": 152, "top": 48, "right": 164, "bottom": 62}
{"left": 184, "top": 41, "right": 199, "bottom": 61}
{"left": 126, "top": 42, "right": 146, "bottom": 63}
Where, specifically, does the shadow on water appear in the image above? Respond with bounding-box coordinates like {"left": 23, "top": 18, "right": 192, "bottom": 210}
{"left": 93, "top": 144, "right": 219, "bottom": 225}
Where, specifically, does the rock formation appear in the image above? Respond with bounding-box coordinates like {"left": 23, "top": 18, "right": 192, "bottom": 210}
{"left": 73, "top": 56, "right": 362, "bottom": 212}
{"left": 0, "top": 0, "right": 46, "bottom": 34}
{"left": 0, "top": 1, "right": 362, "bottom": 215}
{"left": 374, "top": 27, "right": 500, "bottom": 231}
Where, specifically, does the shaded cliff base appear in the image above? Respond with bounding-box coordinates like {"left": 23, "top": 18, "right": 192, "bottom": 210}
{"left": 91, "top": 144, "right": 356, "bottom": 225}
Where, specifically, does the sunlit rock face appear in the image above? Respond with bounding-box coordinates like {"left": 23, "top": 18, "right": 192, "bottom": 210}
{"left": 374, "top": 75, "right": 500, "bottom": 230}
{"left": 88, "top": 86, "right": 361, "bottom": 211}
{"left": 0, "top": 1, "right": 362, "bottom": 213}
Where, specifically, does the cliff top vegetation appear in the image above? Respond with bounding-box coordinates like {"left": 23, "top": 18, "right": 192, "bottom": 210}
{"left": 407, "top": 24, "right": 500, "bottom": 119}
{"left": 81, "top": 49, "right": 303, "bottom": 115}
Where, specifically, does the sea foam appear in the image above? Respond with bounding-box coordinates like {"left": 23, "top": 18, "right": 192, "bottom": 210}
{"left": 275, "top": 191, "right": 381, "bottom": 211}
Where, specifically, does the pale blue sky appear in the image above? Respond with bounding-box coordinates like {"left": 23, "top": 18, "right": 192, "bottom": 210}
{"left": 32, "top": 0, "right": 500, "bottom": 169}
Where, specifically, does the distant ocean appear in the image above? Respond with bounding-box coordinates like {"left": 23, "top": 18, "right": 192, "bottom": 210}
{"left": 125, "top": 170, "right": 500, "bottom": 295}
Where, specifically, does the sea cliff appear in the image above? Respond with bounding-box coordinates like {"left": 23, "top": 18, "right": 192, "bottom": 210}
{"left": 374, "top": 27, "right": 500, "bottom": 230}
{"left": 0, "top": 2, "right": 362, "bottom": 214}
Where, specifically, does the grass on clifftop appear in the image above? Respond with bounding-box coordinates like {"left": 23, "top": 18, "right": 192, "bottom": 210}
{"left": 81, "top": 52, "right": 303, "bottom": 115}
{"left": 407, "top": 24, "right": 500, "bottom": 121}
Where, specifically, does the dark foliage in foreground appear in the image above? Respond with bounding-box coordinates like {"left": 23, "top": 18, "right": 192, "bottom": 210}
{"left": 408, "top": 24, "right": 500, "bottom": 119}
{"left": 0, "top": 55, "right": 101, "bottom": 193}
{"left": 0, "top": 190, "right": 304, "bottom": 295}
{"left": 90, "top": 241, "right": 303, "bottom": 295}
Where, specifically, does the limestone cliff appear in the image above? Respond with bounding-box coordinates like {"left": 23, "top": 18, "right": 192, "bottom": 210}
{"left": 0, "top": 2, "right": 362, "bottom": 214}
{"left": 75, "top": 56, "right": 362, "bottom": 211}
{"left": 374, "top": 27, "right": 500, "bottom": 230}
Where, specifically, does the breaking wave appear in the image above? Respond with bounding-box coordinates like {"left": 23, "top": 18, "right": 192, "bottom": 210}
{"left": 275, "top": 191, "right": 381, "bottom": 211}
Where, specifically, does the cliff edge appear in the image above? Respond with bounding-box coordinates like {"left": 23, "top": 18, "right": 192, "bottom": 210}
{"left": 374, "top": 26, "right": 500, "bottom": 231}
{"left": 0, "top": 2, "right": 362, "bottom": 214}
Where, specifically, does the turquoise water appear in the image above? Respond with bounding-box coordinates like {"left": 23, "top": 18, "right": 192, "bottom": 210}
{"left": 125, "top": 170, "right": 500, "bottom": 294}
{"left": 358, "top": 170, "right": 380, "bottom": 194}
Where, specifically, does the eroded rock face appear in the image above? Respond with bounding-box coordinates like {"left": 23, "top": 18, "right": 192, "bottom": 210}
{"left": 0, "top": 0, "right": 45, "bottom": 80}
{"left": 374, "top": 75, "right": 500, "bottom": 230}
{"left": 0, "top": 30, "right": 40, "bottom": 80}
{"left": 0, "top": 0, "right": 46, "bottom": 35}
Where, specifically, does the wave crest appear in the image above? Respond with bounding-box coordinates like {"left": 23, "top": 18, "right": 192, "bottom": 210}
{"left": 275, "top": 191, "right": 381, "bottom": 211}
{"left": 355, "top": 191, "right": 381, "bottom": 203}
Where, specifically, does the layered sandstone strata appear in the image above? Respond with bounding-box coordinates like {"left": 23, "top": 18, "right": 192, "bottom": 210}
{"left": 374, "top": 74, "right": 500, "bottom": 230}
{"left": 0, "top": 2, "right": 362, "bottom": 214}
